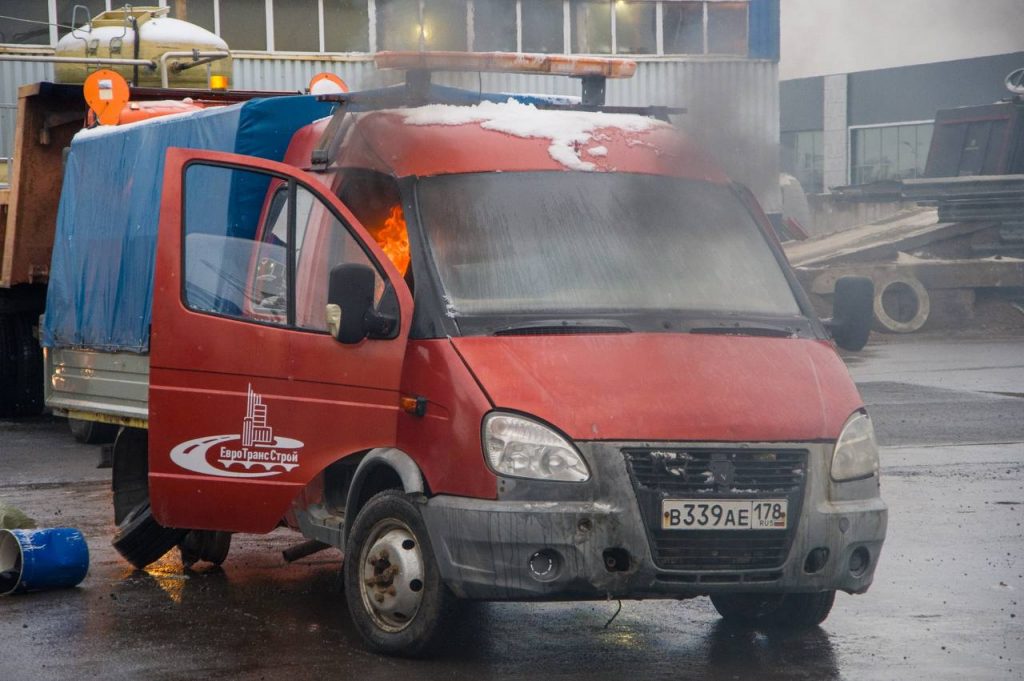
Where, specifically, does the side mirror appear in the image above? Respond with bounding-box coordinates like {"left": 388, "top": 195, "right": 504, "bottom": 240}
{"left": 326, "top": 264, "right": 398, "bottom": 344}
{"left": 828, "top": 276, "right": 874, "bottom": 352}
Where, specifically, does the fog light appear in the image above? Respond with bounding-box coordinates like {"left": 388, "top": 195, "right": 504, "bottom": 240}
{"left": 603, "top": 548, "right": 630, "bottom": 572}
{"left": 848, "top": 547, "right": 870, "bottom": 577}
{"left": 804, "top": 547, "right": 830, "bottom": 574}
{"left": 528, "top": 549, "right": 561, "bottom": 582}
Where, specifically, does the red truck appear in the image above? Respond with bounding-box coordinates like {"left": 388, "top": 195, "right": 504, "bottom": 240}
{"left": 43, "top": 52, "right": 885, "bottom": 655}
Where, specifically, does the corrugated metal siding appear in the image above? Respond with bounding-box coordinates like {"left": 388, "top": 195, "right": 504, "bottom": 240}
{"left": 0, "top": 60, "right": 53, "bottom": 163}
{"left": 0, "top": 56, "right": 778, "bottom": 211}
{"left": 666, "top": 60, "right": 781, "bottom": 212}
{"left": 233, "top": 57, "right": 403, "bottom": 93}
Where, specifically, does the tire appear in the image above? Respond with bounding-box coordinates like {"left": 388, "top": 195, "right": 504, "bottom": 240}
{"left": 69, "top": 418, "right": 119, "bottom": 445}
{"left": 711, "top": 590, "right": 836, "bottom": 628}
{"left": 344, "top": 490, "right": 456, "bottom": 657}
{"left": 11, "top": 314, "right": 43, "bottom": 417}
{"left": 112, "top": 427, "right": 149, "bottom": 525}
{"left": 111, "top": 500, "right": 189, "bottom": 570}
{"left": 0, "top": 314, "right": 18, "bottom": 418}
{"left": 179, "top": 530, "right": 232, "bottom": 569}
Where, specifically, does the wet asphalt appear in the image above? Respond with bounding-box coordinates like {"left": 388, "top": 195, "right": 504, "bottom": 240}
{"left": 1, "top": 334, "right": 1022, "bottom": 681}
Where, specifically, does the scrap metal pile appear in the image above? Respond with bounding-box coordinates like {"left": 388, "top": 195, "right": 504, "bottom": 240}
{"left": 784, "top": 72, "right": 1024, "bottom": 335}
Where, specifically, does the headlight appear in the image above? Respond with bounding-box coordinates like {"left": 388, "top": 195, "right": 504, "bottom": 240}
{"left": 483, "top": 412, "right": 590, "bottom": 482}
{"left": 831, "top": 411, "right": 880, "bottom": 482}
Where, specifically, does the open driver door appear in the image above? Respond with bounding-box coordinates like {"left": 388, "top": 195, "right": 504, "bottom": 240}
{"left": 148, "top": 148, "right": 413, "bottom": 533}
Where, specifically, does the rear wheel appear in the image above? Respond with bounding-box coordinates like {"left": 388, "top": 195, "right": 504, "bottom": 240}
{"left": 69, "top": 418, "right": 119, "bottom": 444}
{"left": 344, "top": 490, "right": 455, "bottom": 656}
{"left": 0, "top": 314, "right": 16, "bottom": 417}
{"left": 710, "top": 590, "right": 836, "bottom": 628}
{"left": 10, "top": 314, "right": 43, "bottom": 417}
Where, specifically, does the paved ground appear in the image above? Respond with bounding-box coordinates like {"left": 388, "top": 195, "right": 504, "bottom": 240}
{"left": 1, "top": 334, "right": 1021, "bottom": 681}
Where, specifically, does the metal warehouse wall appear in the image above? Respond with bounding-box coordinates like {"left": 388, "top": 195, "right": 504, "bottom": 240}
{"left": 1, "top": 56, "right": 779, "bottom": 211}
{"left": 847, "top": 51, "right": 1024, "bottom": 126}
{"left": 780, "top": 76, "right": 824, "bottom": 133}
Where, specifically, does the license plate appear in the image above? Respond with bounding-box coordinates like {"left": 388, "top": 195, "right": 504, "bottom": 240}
{"left": 661, "top": 499, "right": 788, "bottom": 530}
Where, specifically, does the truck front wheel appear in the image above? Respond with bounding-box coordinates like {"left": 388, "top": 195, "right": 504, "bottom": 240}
{"left": 110, "top": 428, "right": 188, "bottom": 569}
{"left": 343, "top": 490, "right": 455, "bottom": 656}
{"left": 179, "top": 530, "right": 232, "bottom": 569}
{"left": 112, "top": 500, "right": 189, "bottom": 570}
{"left": 710, "top": 590, "right": 836, "bottom": 628}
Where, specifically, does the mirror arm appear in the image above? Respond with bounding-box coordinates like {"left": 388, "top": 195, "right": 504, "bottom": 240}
{"left": 365, "top": 310, "right": 398, "bottom": 339}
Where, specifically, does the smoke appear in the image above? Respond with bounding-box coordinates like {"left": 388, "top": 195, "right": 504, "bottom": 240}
{"left": 781, "top": 0, "right": 1024, "bottom": 80}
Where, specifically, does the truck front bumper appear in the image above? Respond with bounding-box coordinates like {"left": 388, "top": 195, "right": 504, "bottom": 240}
{"left": 420, "top": 441, "right": 887, "bottom": 601}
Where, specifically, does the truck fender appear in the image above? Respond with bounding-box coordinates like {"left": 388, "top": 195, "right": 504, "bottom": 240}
{"left": 343, "top": 448, "right": 424, "bottom": 540}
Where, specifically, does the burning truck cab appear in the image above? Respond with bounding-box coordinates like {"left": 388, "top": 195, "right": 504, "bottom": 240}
{"left": 45, "top": 52, "right": 885, "bottom": 656}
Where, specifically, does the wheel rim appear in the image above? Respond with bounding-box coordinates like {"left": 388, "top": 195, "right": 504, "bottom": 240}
{"left": 358, "top": 519, "right": 425, "bottom": 633}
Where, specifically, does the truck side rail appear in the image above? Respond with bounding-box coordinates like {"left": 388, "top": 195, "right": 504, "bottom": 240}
{"left": 45, "top": 347, "right": 149, "bottom": 428}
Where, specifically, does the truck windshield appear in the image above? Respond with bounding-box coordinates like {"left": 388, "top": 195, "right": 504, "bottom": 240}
{"left": 415, "top": 172, "right": 802, "bottom": 319}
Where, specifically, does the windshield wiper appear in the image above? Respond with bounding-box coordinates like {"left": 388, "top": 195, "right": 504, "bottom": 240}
{"left": 493, "top": 319, "right": 633, "bottom": 336}
{"left": 688, "top": 324, "right": 796, "bottom": 338}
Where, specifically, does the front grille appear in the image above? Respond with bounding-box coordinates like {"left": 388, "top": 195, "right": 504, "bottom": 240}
{"left": 657, "top": 570, "right": 782, "bottom": 585}
{"left": 627, "top": 448, "right": 807, "bottom": 495}
{"left": 624, "top": 448, "right": 808, "bottom": 572}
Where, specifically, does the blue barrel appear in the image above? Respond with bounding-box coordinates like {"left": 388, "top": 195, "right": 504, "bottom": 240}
{"left": 0, "top": 528, "right": 90, "bottom": 595}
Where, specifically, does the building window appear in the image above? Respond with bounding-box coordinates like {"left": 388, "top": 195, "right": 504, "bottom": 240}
{"left": 851, "top": 122, "right": 933, "bottom": 186}
{"left": 615, "top": 1, "right": 656, "bottom": 55}
{"left": 662, "top": 1, "right": 748, "bottom": 56}
{"left": 0, "top": 0, "right": 50, "bottom": 45}
{"left": 781, "top": 130, "right": 824, "bottom": 194}
{"left": 274, "top": 0, "right": 320, "bottom": 52}
{"left": 324, "top": 0, "right": 370, "bottom": 52}
{"left": 521, "top": 0, "right": 564, "bottom": 53}
{"left": 422, "top": 0, "right": 468, "bottom": 51}
{"left": 571, "top": 0, "right": 611, "bottom": 54}
{"left": 663, "top": 1, "right": 703, "bottom": 54}
{"left": 166, "top": 0, "right": 216, "bottom": 34}
{"left": 377, "top": 0, "right": 468, "bottom": 51}
{"left": 707, "top": 1, "right": 747, "bottom": 55}
{"left": 472, "top": 0, "right": 516, "bottom": 51}
{"left": 220, "top": 0, "right": 267, "bottom": 50}
{"left": 377, "top": 0, "right": 421, "bottom": 51}
{"left": 2, "top": 0, "right": 753, "bottom": 55}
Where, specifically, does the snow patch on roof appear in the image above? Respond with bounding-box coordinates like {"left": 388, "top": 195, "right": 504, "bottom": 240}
{"left": 400, "top": 99, "right": 664, "bottom": 171}
{"left": 587, "top": 145, "right": 608, "bottom": 157}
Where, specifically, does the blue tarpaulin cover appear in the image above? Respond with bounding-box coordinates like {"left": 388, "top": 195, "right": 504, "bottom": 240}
{"left": 42, "top": 95, "right": 333, "bottom": 352}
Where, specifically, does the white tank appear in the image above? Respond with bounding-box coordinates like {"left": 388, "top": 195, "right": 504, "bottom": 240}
{"left": 54, "top": 6, "right": 231, "bottom": 88}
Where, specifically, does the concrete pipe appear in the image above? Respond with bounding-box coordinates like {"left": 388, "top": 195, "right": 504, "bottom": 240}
{"left": 873, "top": 277, "right": 930, "bottom": 333}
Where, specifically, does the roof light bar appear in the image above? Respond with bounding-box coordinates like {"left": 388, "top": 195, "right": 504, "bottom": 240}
{"left": 375, "top": 51, "right": 637, "bottom": 80}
